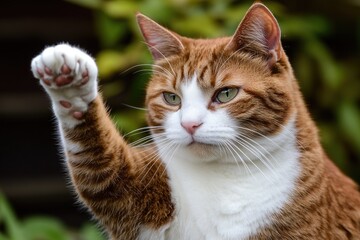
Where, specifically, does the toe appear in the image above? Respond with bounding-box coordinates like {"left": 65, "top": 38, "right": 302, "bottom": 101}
{"left": 45, "top": 67, "right": 53, "bottom": 76}
{"left": 61, "top": 64, "right": 72, "bottom": 74}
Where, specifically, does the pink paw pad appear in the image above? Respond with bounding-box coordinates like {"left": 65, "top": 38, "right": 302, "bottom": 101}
{"left": 61, "top": 64, "right": 71, "bottom": 74}
{"left": 55, "top": 75, "right": 74, "bottom": 87}
{"left": 59, "top": 100, "right": 72, "bottom": 108}
{"left": 80, "top": 71, "right": 89, "bottom": 85}
{"left": 45, "top": 67, "right": 53, "bottom": 76}
{"left": 72, "top": 111, "right": 84, "bottom": 120}
{"left": 37, "top": 68, "right": 44, "bottom": 78}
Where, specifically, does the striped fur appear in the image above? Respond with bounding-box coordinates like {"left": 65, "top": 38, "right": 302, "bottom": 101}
{"left": 31, "top": 3, "right": 360, "bottom": 239}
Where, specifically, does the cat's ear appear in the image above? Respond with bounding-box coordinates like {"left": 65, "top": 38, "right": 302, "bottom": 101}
{"left": 227, "top": 3, "right": 282, "bottom": 66}
{"left": 136, "top": 13, "right": 184, "bottom": 61}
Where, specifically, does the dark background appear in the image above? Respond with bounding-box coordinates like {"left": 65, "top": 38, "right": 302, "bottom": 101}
{"left": 1, "top": 0, "right": 359, "bottom": 230}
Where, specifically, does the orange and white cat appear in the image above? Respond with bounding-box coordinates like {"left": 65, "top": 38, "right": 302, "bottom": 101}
{"left": 31, "top": 3, "right": 360, "bottom": 240}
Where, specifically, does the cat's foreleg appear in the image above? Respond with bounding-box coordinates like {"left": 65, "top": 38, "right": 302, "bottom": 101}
{"left": 31, "top": 44, "right": 172, "bottom": 239}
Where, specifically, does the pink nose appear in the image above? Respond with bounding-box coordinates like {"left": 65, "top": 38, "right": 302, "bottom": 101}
{"left": 181, "top": 121, "right": 202, "bottom": 135}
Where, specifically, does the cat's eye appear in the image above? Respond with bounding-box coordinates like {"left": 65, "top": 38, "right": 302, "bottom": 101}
{"left": 163, "top": 92, "right": 181, "bottom": 106}
{"left": 215, "top": 87, "right": 239, "bottom": 103}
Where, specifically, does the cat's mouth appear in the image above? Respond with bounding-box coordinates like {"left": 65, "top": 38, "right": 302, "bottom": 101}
{"left": 188, "top": 137, "right": 201, "bottom": 146}
{"left": 187, "top": 139, "right": 214, "bottom": 149}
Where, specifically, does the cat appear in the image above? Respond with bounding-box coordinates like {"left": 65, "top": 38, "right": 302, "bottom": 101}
{"left": 30, "top": 2, "right": 360, "bottom": 240}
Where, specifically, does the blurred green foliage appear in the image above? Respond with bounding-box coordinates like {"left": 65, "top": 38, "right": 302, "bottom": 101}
{"left": 65, "top": 0, "right": 360, "bottom": 180}
{"left": 0, "top": 193, "right": 105, "bottom": 240}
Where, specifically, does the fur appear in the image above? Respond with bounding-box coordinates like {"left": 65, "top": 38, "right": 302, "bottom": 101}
{"left": 31, "top": 3, "right": 360, "bottom": 239}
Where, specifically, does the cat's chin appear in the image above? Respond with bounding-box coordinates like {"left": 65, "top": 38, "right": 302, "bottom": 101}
{"left": 181, "top": 141, "right": 221, "bottom": 162}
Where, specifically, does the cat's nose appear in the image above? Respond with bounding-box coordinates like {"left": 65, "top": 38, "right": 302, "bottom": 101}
{"left": 181, "top": 121, "right": 203, "bottom": 135}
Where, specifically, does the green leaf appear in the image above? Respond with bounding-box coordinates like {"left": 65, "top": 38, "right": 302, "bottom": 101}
{"left": 65, "top": 0, "right": 101, "bottom": 9}
{"left": 280, "top": 16, "right": 330, "bottom": 39}
{"left": 172, "top": 15, "right": 219, "bottom": 37}
{"left": 0, "top": 193, "right": 25, "bottom": 240}
{"left": 96, "top": 43, "right": 145, "bottom": 78}
{"left": 95, "top": 12, "right": 128, "bottom": 48}
{"left": 139, "top": 0, "right": 173, "bottom": 23}
{"left": 112, "top": 110, "right": 146, "bottom": 140}
{"left": 102, "top": 81, "right": 124, "bottom": 98}
{"left": 293, "top": 51, "right": 314, "bottom": 96}
{"left": 96, "top": 50, "right": 125, "bottom": 78}
{"left": 80, "top": 223, "right": 105, "bottom": 240}
{"left": 102, "top": 1, "right": 139, "bottom": 18}
{"left": 22, "top": 216, "right": 71, "bottom": 240}
{"left": 338, "top": 102, "right": 360, "bottom": 152}
{"left": 0, "top": 232, "right": 9, "bottom": 240}
{"left": 319, "top": 123, "right": 349, "bottom": 171}
{"left": 305, "top": 39, "right": 343, "bottom": 90}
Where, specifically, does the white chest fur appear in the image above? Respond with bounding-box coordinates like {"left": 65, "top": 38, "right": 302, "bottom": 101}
{"left": 162, "top": 126, "right": 300, "bottom": 240}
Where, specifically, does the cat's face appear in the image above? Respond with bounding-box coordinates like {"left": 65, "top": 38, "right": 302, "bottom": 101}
{"left": 139, "top": 4, "right": 295, "bottom": 161}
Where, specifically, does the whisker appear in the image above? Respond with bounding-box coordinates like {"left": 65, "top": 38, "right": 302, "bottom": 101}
{"left": 124, "top": 126, "right": 164, "bottom": 138}
{"left": 141, "top": 41, "right": 176, "bottom": 77}
{"left": 159, "top": 143, "right": 180, "bottom": 178}
{"left": 130, "top": 136, "right": 154, "bottom": 148}
{"left": 215, "top": 39, "right": 254, "bottom": 74}
{"left": 222, "top": 140, "right": 253, "bottom": 177}
{"left": 236, "top": 133, "right": 279, "bottom": 166}
{"left": 121, "top": 63, "right": 173, "bottom": 77}
{"left": 137, "top": 139, "right": 171, "bottom": 180}
{"left": 234, "top": 137, "right": 278, "bottom": 179}
{"left": 235, "top": 126, "right": 287, "bottom": 150}
{"left": 121, "top": 103, "right": 147, "bottom": 111}
{"left": 216, "top": 47, "right": 243, "bottom": 73}
{"left": 141, "top": 140, "right": 177, "bottom": 188}
{"left": 217, "top": 140, "right": 228, "bottom": 157}
{"left": 227, "top": 140, "right": 270, "bottom": 181}
{"left": 131, "top": 134, "right": 168, "bottom": 149}
{"left": 134, "top": 69, "right": 172, "bottom": 79}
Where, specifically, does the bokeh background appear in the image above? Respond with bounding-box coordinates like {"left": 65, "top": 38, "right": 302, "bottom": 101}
{"left": 1, "top": 0, "right": 359, "bottom": 239}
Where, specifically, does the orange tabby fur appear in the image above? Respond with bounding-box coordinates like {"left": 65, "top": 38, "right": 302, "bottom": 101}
{"left": 35, "top": 3, "right": 360, "bottom": 240}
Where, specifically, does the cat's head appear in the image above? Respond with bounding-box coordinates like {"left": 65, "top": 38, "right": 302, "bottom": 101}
{"left": 137, "top": 3, "right": 296, "bottom": 161}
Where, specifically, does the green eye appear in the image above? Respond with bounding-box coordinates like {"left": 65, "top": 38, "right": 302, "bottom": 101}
{"left": 216, "top": 87, "right": 239, "bottom": 103}
{"left": 163, "top": 92, "right": 181, "bottom": 106}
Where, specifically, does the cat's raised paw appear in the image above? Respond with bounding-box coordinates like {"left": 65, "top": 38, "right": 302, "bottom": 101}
{"left": 31, "top": 44, "right": 97, "bottom": 90}
{"left": 31, "top": 44, "right": 99, "bottom": 128}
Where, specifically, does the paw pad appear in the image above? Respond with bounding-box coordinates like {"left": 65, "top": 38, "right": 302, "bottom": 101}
{"left": 59, "top": 100, "right": 72, "bottom": 108}
{"left": 54, "top": 74, "right": 74, "bottom": 87}
{"left": 72, "top": 111, "right": 84, "bottom": 120}
{"left": 45, "top": 67, "right": 53, "bottom": 76}
{"left": 61, "top": 64, "right": 71, "bottom": 75}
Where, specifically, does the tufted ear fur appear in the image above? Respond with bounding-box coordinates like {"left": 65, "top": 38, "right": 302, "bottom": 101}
{"left": 226, "top": 3, "right": 282, "bottom": 67}
{"left": 136, "top": 13, "right": 184, "bottom": 61}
